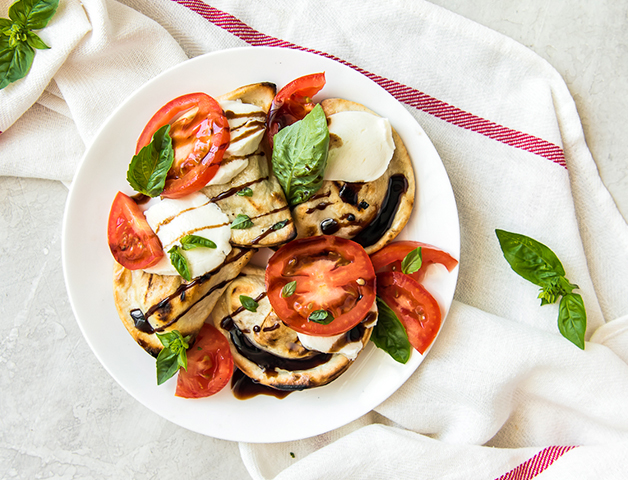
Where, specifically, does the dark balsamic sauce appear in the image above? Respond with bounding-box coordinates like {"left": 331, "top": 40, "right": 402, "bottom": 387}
{"left": 320, "top": 218, "right": 340, "bottom": 235}
{"left": 207, "top": 177, "right": 268, "bottom": 203}
{"left": 131, "top": 193, "right": 151, "bottom": 205}
{"left": 131, "top": 309, "right": 154, "bottom": 334}
{"left": 129, "top": 249, "right": 251, "bottom": 333}
{"left": 231, "top": 369, "right": 291, "bottom": 400}
{"left": 337, "top": 182, "right": 363, "bottom": 206}
{"left": 222, "top": 316, "right": 332, "bottom": 374}
{"left": 305, "top": 202, "right": 332, "bottom": 214}
{"left": 352, "top": 174, "right": 408, "bottom": 248}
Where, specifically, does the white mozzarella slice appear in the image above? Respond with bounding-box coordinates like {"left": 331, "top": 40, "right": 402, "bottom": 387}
{"left": 143, "top": 192, "right": 232, "bottom": 279}
{"left": 205, "top": 158, "right": 249, "bottom": 186}
{"left": 219, "top": 100, "right": 266, "bottom": 157}
{"left": 296, "top": 331, "right": 364, "bottom": 360}
{"left": 295, "top": 301, "right": 378, "bottom": 360}
{"left": 323, "top": 111, "right": 395, "bottom": 183}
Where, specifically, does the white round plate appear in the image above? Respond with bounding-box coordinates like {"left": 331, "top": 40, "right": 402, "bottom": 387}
{"left": 62, "top": 47, "right": 459, "bottom": 443}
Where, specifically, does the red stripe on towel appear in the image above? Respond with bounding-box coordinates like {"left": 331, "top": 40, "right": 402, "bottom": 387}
{"left": 495, "top": 446, "right": 577, "bottom": 480}
{"left": 172, "top": 0, "right": 566, "bottom": 168}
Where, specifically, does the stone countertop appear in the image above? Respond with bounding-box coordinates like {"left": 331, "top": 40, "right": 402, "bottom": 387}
{"left": 1, "top": 2, "right": 626, "bottom": 479}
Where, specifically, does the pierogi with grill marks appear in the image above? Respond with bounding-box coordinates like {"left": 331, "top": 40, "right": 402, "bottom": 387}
{"left": 211, "top": 265, "right": 376, "bottom": 390}
{"left": 113, "top": 248, "right": 254, "bottom": 357}
{"left": 292, "top": 98, "right": 415, "bottom": 255}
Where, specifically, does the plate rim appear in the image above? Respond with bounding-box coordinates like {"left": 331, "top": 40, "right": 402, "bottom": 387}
{"left": 62, "top": 46, "right": 460, "bottom": 443}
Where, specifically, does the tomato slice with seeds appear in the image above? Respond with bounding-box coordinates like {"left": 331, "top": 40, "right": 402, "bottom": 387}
{"left": 266, "top": 72, "right": 326, "bottom": 147}
{"left": 370, "top": 240, "right": 458, "bottom": 283}
{"left": 136, "top": 93, "right": 230, "bottom": 199}
{"left": 376, "top": 271, "right": 442, "bottom": 355}
{"left": 175, "top": 323, "right": 234, "bottom": 398}
{"left": 107, "top": 191, "right": 163, "bottom": 270}
{"left": 265, "top": 235, "right": 376, "bottom": 336}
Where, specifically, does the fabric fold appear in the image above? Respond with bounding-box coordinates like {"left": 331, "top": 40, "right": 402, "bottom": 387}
{"left": 4, "top": 0, "right": 628, "bottom": 478}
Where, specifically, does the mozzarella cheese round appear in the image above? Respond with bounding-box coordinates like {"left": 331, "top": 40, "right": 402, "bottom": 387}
{"left": 142, "top": 192, "right": 232, "bottom": 279}
{"left": 324, "top": 111, "right": 395, "bottom": 183}
{"left": 205, "top": 158, "right": 249, "bottom": 186}
{"left": 296, "top": 331, "right": 364, "bottom": 360}
{"left": 219, "top": 100, "right": 266, "bottom": 157}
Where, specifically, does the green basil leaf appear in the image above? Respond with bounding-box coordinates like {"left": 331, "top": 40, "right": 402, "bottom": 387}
{"left": 180, "top": 234, "right": 216, "bottom": 250}
{"left": 401, "top": 247, "right": 422, "bottom": 274}
{"left": 272, "top": 219, "right": 289, "bottom": 231}
{"left": 168, "top": 245, "right": 191, "bottom": 281}
{"left": 0, "top": 19, "right": 12, "bottom": 30}
{"left": 495, "top": 229, "right": 566, "bottom": 287}
{"left": 231, "top": 214, "right": 253, "bottom": 229}
{"left": 281, "top": 281, "right": 297, "bottom": 298}
{"left": 25, "top": 30, "right": 48, "bottom": 49}
{"left": 126, "top": 124, "right": 174, "bottom": 197}
{"left": 271, "top": 104, "right": 329, "bottom": 206}
{"left": 0, "top": 39, "right": 33, "bottom": 89}
{"left": 155, "top": 347, "right": 179, "bottom": 385}
{"left": 371, "top": 297, "right": 411, "bottom": 364}
{"left": 237, "top": 187, "right": 253, "bottom": 197}
{"left": 10, "top": 0, "right": 59, "bottom": 31}
{"left": 157, "top": 330, "right": 190, "bottom": 352}
{"left": 155, "top": 330, "right": 191, "bottom": 384}
{"left": 239, "top": 295, "right": 259, "bottom": 312}
{"left": 308, "top": 309, "right": 334, "bottom": 325}
{"left": 558, "top": 293, "right": 586, "bottom": 349}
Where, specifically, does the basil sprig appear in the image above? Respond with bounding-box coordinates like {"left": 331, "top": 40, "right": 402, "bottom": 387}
{"left": 271, "top": 104, "right": 329, "bottom": 206}
{"left": 156, "top": 330, "right": 191, "bottom": 385}
{"left": 127, "top": 124, "right": 174, "bottom": 197}
{"left": 0, "top": 0, "right": 58, "bottom": 89}
{"left": 401, "top": 247, "right": 422, "bottom": 274}
{"left": 496, "top": 229, "right": 586, "bottom": 349}
{"left": 371, "top": 297, "right": 411, "bottom": 364}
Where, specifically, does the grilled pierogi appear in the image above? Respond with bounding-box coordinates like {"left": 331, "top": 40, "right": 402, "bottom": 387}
{"left": 292, "top": 98, "right": 415, "bottom": 254}
{"left": 211, "top": 265, "right": 376, "bottom": 390}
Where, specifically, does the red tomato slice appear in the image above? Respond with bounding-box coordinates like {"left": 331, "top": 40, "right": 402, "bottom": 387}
{"left": 266, "top": 72, "right": 326, "bottom": 147}
{"left": 107, "top": 191, "right": 163, "bottom": 270}
{"left": 370, "top": 241, "right": 458, "bottom": 283}
{"left": 376, "top": 271, "right": 442, "bottom": 354}
{"left": 176, "top": 323, "right": 234, "bottom": 398}
{"left": 266, "top": 235, "right": 376, "bottom": 336}
{"left": 136, "top": 93, "right": 230, "bottom": 199}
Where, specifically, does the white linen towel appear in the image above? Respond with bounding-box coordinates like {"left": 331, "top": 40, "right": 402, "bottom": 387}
{"left": 2, "top": 1, "right": 627, "bottom": 478}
